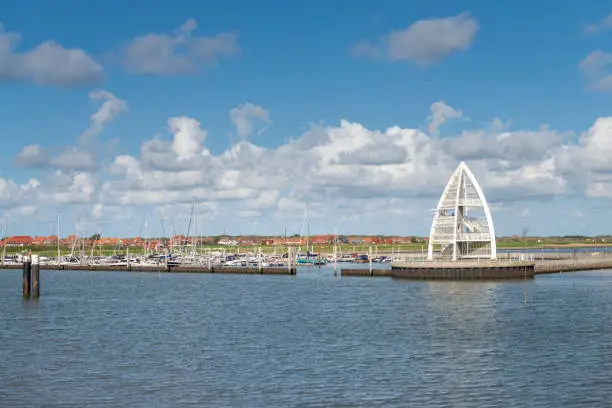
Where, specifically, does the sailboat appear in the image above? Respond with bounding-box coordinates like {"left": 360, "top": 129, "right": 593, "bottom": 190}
{"left": 296, "top": 204, "right": 326, "bottom": 266}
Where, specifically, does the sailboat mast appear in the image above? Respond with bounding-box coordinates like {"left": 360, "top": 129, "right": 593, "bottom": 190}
{"left": 306, "top": 203, "right": 310, "bottom": 254}
{"left": 57, "top": 212, "right": 61, "bottom": 265}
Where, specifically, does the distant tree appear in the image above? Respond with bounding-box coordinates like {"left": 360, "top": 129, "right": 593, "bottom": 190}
{"left": 290, "top": 234, "right": 300, "bottom": 238}
{"left": 338, "top": 235, "right": 348, "bottom": 244}
{"left": 89, "top": 233, "right": 101, "bottom": 241}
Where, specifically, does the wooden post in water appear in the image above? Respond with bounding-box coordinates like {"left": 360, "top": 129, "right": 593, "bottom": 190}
{"left": 333, "top": 240, "right": 338, "bottom": 276}
{"left": 369, "top": 246, "right": 373, "bottom": 276}
{"left": 22, "top": 256, "right": 31, "bottom": 297}
{"left": 287, "top": 246, "right": 296, "bottom": 274}
{"left": 32, "top": 254, "right": 40, "bottom": 297}
{"left": 258, "top": 247, "right": 262, "bottom": 273}
{"left": 207, "top": 248, "right": 212, "bottom": 272}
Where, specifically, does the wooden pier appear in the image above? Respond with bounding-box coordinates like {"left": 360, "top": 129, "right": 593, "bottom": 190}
{"left": 340, "top": 268, "right": 392, "bottom": 277}
{"left": 2, "top": 263, "right": 296, "bottom": 275}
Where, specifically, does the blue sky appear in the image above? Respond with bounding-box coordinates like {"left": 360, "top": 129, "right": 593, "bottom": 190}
{"left": 1, "top": 0, "right": 612, "bottom": 238}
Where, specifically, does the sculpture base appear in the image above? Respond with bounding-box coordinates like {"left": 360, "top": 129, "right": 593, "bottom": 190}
{"left": 391, "top": 261, "right": 535, "bottom": 280}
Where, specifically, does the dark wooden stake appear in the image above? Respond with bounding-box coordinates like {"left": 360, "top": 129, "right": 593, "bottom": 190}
{"left": 32, "top": 256, "right": 40, "bottom": 297}
{"left": 22, "top": 259, "right": 31, "bottom": 297}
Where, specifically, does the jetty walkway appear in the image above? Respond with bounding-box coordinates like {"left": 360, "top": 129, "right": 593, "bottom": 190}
{"left": 341, "top": 251, "right": 612, "bottom": 279}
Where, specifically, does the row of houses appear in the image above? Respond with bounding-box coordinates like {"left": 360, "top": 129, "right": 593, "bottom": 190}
{"left": 1, "top": 235, "right": 417, "bottom": 247}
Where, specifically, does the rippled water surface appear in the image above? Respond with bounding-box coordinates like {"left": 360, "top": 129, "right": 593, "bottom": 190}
{"left": 1, "top": 267, "right": 612, "bottom": 407}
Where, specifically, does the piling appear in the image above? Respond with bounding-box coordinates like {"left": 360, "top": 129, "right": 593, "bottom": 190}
{"left": 32, "top": 254, "right": 40, "bottom": 297}
{"left": 287, "top": 247, "right": 297, "bottom": 274}
{"left": 207, "top": 249, "right": 212, "bottom": 272}
{"left": 369, "top": 246, "right": 373, "bottom": 276}
{"left": 22, "top": 257, "right": 31, "bottom": 297}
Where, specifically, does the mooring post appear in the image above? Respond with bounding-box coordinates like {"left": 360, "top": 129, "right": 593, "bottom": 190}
{"left": 369, "top": 246, "right": 373, "bottom": 276}
{"left": 288, "top": 247, "right": 295, "bottom": 274}
{"left": 165, "top": 248, "right": 170, "bottom": 272}
{"left": 207, "top": 249, "right": 212, "bottom": 272}
{"left": 32, "top": 254, "right": 40, "bottom": 297}
{"left": 22, "top": 256, "right": 31, "bottom": 297}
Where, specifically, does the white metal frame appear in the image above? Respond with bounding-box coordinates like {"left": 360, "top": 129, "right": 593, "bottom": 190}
{"left": 427, "top": 162, "right": 497, "bottom": 261}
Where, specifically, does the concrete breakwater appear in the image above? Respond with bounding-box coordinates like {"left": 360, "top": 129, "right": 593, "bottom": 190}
{"left": 534, "top": 257, "right": 612, "bottom": 274}
{"left": 342, "top": 253, "right": 612, "bottom": 279}
{"left": 0, "top": 263, "right": 296, "bottom": 275}
{"left": 342, "top": 262, "right": 535, "bottom": 280}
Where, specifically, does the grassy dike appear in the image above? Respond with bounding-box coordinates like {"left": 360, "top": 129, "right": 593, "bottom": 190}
{"left": 3, "top": 237, "right": 610, "bottom": 258}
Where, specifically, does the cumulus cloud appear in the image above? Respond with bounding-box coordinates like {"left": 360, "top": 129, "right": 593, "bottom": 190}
{"left": 0, "top": 23, "right": 103, "bottom": 86}
{"left": 15, "top": 146, "right": 96, "bottom": 171}
{"left": 583, "top": 14, "right": 612, "bottom": 36}
{"left": 37, "top": 171, "right": 96, "bottom": 205}
{"left": 428, "top": 101, "right": 463, "bottom": 136}
{"left": 229, "top": 103, "right": 271, "bottom": 140}
{"left": 122, "top": 18, "right": 240, "bottom": 75}
{"left": 15, "top": 90, "right": 126, "bottom": 172}
{"left": 351, "top": 13, "right": 479, "bottom": 65}
{"left": 0, "top": 176, "right": 40, "bottom": 208}
{"left": 99, "top": 109, "right": 571, "bottom": 217}
{"left": 80, "top": 90, "right": 128, "bottom": 143}
{"left": 169, "top": 117, "right": 208, "bottom": 160}
{"left": 12, "top": 98, "right": 612, "bottom": 236}
{"left": 579, "top": 51, "right": 612, "bottom": 91}
{"left": 580, "top": 51, "right": 612, "bottom": 75}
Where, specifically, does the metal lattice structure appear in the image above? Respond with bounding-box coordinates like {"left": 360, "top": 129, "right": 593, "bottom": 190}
{"left": 427, "top": 162, "right": 496, "bottom": 261}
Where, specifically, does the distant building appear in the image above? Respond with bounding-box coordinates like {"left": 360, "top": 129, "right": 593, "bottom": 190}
{"left": 4, "top": 236, "right": 33, "bottom": 247}
{"left": 218, "top": 238, "right": 238, "bottom": 246}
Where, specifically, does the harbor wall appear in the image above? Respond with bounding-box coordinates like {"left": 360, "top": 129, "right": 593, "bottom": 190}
{"left": 390, "top": 263, "right": 535, "bottom": 280}
{"left": 342, "top": 255, "right": 612, "bottom": 279}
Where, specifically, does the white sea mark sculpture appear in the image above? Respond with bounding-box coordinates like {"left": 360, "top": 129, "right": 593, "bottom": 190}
{"left": 427, "top": 162, "right": 497, "bottom": 261}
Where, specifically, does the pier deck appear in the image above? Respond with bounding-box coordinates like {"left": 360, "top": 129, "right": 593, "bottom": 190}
{"left": 0, "top": 263, "right": 296, "bottom": 275}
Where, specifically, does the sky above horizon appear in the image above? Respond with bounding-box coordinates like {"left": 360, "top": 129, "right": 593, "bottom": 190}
{"left": 1, "top": 0, "right": 612, "bottom": 238}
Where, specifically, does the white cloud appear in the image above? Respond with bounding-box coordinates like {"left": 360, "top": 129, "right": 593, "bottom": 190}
{"left": 15, "top": 90, "right": 126, "bottom": 172}
{"left": 0, "top": 176, "right": 40, "bottom": 208}
{"left": 15, "top": 145, "right": 96, "bottom": 171}
{"left": 98, "top": 107, "right": 571, "bottom": 221}
{"left": 351, "top": 13, "right": 479, "bottom": 65}
{"left": 584, "top": 14, "right": 612, "bottom": 36}
{"left": 80, "top": 90, "right": 127, "bottom": 143}
{"left": 122, "top": 18, "right": 240, "bottom": 75}
{"left": 229, "top": 103, "right": 271, "bottom": 140}
{"left": 14, "top": 99, "right": 612, "bottom": 236}
{"left": 169, "top": 117, "right": 208, "bottom": 160}
{"left": 580, "top": 51, "right": 612, "bottom": 75}
{"left": 579, "top": 51, "right": 612, "bottom": 91}
{"left": 38, "top": 172, "right": 96, "bottom": 205}
{"left": 0, "top": 23, "right": 103, "bottom": 86}
{"left": 428, "top": 101, "right": 463, "bottom": 136}
{"left": 588, "top": 75, "right": 612, "bottom": 92}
